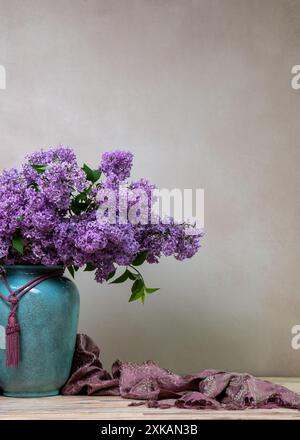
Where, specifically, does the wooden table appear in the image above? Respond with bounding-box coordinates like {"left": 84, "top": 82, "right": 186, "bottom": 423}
{"left": 0, "top": 378, "right": 300, "bottom": 420}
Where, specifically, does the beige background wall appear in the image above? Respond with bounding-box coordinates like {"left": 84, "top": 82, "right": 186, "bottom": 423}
{"left": 0, "top": 0, "right": 300, "bottom": 375}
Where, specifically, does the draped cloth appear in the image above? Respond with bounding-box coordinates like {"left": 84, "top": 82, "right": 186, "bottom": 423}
{"left": 61, "top": 334, "right": 300, "bottom": 410}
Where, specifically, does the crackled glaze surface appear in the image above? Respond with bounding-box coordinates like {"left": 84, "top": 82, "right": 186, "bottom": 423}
{"left": 0, "top": 266, "right": 79, "bottom": 397}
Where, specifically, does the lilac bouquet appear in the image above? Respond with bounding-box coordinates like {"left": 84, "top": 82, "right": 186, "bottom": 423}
{"left": 0, "top": 146, "right": 203, "bottom": 302}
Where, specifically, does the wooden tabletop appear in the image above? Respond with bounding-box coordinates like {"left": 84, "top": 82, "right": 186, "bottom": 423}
{"left": 0, "top": 378, "right": 300, "bottom": 420}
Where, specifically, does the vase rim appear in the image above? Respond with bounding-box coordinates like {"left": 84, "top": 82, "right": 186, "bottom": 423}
{"left": 3, "top": 265, "right": 64, "bottom": 271}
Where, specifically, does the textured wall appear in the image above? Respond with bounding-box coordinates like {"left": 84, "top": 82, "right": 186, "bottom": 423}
{"left": 0, "top": 0, "right": 300, "bottom": 375}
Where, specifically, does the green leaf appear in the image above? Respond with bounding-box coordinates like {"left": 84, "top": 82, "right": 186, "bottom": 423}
{"left": 84, "top": 262, "right": 96, "bottom": 272}
{"left": 67, "top": 265, "right": 75, "bottom": 278}
{"left": 132, "top": 251, "right": 148, "bottom": 266}
{"left": 71, "top": 192, "right": 89, "bottom": 215}
{"left": 129, "top": 278, "right": 145, "bottom": 302}
{"left": 145, "top": 287, "right": 160, "bottom": 294}
{"left": 110, "top": 270, "right": 129, "bottom": 284}
{"left": 131, "top": 278, "right": 144, "bottom": 294}
{"left": 127, "top": 270, "right": 140, "bottom": 281}
{"left": 82, "top": 164, "right": 101, "bottom": 183}
{"left": 129, "top": 289, "right": 145, "bottom": 303}
{"left": 106, "top": 268, "right": 116, "bottom": 281}
{"left": 30, "top": 182, "right": 39, "bottom": 192}
{"left": 12, "top": 236, "right": 24, "bottom": 255}
{"left": 32, "top": 164, "right": 48, "bottom": 174}
{"left": 76, "top": 192, "right": 88, "bottom": 201}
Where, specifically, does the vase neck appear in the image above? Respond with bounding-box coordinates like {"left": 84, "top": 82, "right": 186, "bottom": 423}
{"left": 3, "top": 265, "right": 64, "bottom": 275}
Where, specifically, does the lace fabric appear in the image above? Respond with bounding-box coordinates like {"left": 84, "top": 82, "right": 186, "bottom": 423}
{"left": 61, "top": 334, "right": 300, "bottom": 410}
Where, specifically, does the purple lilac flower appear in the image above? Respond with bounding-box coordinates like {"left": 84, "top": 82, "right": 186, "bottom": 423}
{"left": 0, "top": 146, "right": 203, "bottom": 290}
{"left": 101, "top": 151, "right": 133, "bottom": 182}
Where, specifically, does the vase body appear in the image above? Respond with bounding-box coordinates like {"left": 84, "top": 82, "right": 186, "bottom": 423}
{"left": 0, "top": 266, "right": 80, "bottom": 397}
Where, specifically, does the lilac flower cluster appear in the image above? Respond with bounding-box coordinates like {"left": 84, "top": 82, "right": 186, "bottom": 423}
{"left": 101, "top": 151, "right": 133, "bottom": 189}
{"left": 0, "top": 146, "right": 203, "bottom": 301}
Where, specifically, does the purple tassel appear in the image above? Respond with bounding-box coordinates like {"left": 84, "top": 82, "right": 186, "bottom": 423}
{"left": 0, "top": 269, "right": 63, "bottom": 368}
{"left": 5, "top": 302, "right": 20, "bottom": 368}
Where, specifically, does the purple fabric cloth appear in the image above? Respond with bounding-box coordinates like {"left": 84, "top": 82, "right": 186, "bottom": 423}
{"left": 61, "top": 334, "right": 300, "bottom": 410}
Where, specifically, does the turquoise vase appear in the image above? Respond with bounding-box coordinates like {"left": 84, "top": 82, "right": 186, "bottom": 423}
{"left": 0, "top": 266, "right": 80, "bottom": 397}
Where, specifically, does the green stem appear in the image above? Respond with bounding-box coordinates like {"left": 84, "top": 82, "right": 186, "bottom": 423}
{"left": 129, "top": 265, "right": 144, "bottom": 282}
